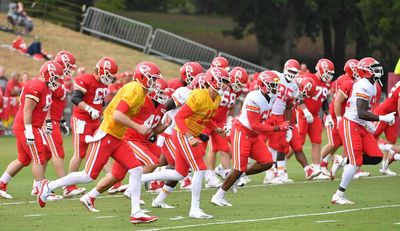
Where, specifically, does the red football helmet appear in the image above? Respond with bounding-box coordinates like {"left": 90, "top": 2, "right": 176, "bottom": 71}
{"left": 344, "top": 59, "right": 359, "bottom": 79}
{"left": 283, "top": 59, "right": 300, "bottom": 82}
{"left": 296, "top": 76, "right": 316, "bottom": 99}
{"left": 134, "top": 61, "right": 162, "bottom": 92}
{"left": 54, "top": 50, "right": 76, "bottom": 78}
{"left": 357, "top": 57, "right": 383, "bottom": 79}
{"left": 315, "top": 58, "right": 335, "bottom": 82}
{"left": 180, "top": 62, "right": 203, "bottom": 85}
{"left": 189, "top": 73, "right": 206, "bottom": 90}
{"left": 205, "top": 67, "right": 230, "bottom": 95}
{"left": 39, "top": 61, "right": 64, "bottom": 91}
{"left": 258, "top": 71, "right": 280, "bottom": 94}
{"left": 229, "top": 66, "right": 248, "bottom": 93}
{"left": 211, "top": 57, "right": 230, "bottom": 71}
{"left": 96, "top": 56, "right": 118, "bottom": 85}
{"left": 149, "top": 78, "right": 168, "bottom": 104}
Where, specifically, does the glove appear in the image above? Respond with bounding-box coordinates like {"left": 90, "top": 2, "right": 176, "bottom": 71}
{"left": 278, "top": 121, "right": 290, "bottom": 131}
{"left": 285, "top": 127, "right": 293, "bottom": 142}
{"left": 303, "top": 108, "right": 314, "bottom": 124}
{"left": 60, "top": 119, "right": 70, "bottom": 136}
{"left": 44, "top": 119, "right": 52, "bottom": 135}
{"left": 85, "top": 105, "right": 100, "bottom": 120}
{"left": 24, "top": 124, "right": 35, "bottom": 145}
{"left": 148, "top": 133, "right": 157, "bottom": 143}
{"left": 379, "top": 112, "right": 396, "bottom": 126}
{"left": 365, "top": 121, "right": 376, "bottom": 134}
{"left": 324, "top": 114, "right": 334, "bottom": 129}
{"left": 199, "top": 133, "right": 209, "bottom": 142}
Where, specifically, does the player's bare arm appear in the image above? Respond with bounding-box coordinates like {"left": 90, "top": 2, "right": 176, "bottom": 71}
{"left": 356, "top": 98, "right": 379, "bottom": 121}
{"left": 334, "top": 92, "right": 347, "bottom": 119}
{"left": 23, "top": 97, "right": 37, "bottom": 126}
{"left": 113, "top": 110, "right": 149, "bottom": 135}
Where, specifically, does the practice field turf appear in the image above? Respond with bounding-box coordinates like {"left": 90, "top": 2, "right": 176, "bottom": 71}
{"left": 0, "top": 135, "right": 399, "bottom": 231}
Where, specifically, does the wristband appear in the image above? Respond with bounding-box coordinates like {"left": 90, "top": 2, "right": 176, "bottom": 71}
{"left": 84, "top": 105, "right": 92, "bottom": 112}
{"left": 226, "top": 115, "right": 233, "bottom": 125}
{"left": 187, "top": 135, "right": 195, "bottom": 141}
{"left": 302, "top": 108, "right": 311, "bottom": 114}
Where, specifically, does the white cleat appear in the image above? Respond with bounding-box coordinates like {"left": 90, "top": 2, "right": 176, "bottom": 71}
{"left": 80, "top": 194, "right": 100, "bottom": 212}
{"left": 320, "top": 167, "right": 330, "bottom": 176}
{"left": 47, "top": 193, "right": 63, "bottom": 202}
{"left": 313, "top": 173, "right": 330, "bottom": 180}
{"left": 379, "top": 167, "right": 397, "bottom": 176}
{"left": 263, "top": 170, "right": 275, "bottom": 184}
{"left": 205, "top": 176, "right": 222, "bottom": 189}
{"left": 151, "top": 199, "right": 175, "bottom": 209}
{"left": 331, "top": 193, "right": 354, "bottom": 205}
{"left": 63, "top": 187, "right": 86, "bottom": 198}
{"left": 189, "top": 208, "right": 213, "bottom": 219}
{"left": 211, "top": 195, "right": 232, "bottom": 207}
{"left": 108, "top": 183, "right": 128, "bottom": 194}
{"left": 305, "top": 166, "right": 321, "bottom": 180}
{"left": 267, "top": 177, "right": 284, "bottom": 185}
{"left": 330, "top": 155, "right": 345, "bottom": 180}
{"left": 214, "top": 165, "right": 228, "bottom": 179}
{"left": 0, "top": 190, "right": 13, "bottom": 199}
{"left": 237, "top": 176, "right": 248, "bottom": 187}
{"left": 353, "top": 170, "right": 370, "bottom": 179}
{"left": 278, "top": 172, "right": 294, "bottom": 183}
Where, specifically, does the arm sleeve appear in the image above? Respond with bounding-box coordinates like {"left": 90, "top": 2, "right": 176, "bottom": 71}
{"left": 322, "top": 99, "right": 329, "bottom": 114}
{"left": 247, "top": 111, "right": 275, "bottom": 133}
{"left": 71, "top": 89, "right": 85, "bottom": 105}
{"left": 355, "top": 84, "right": 370, "bottom": 101}
{"left": 73, "top": 77, "right": 88, "bottom": 93}
{"left": 175, "top": 104, "right": 193, "bottom": 135}
{"left": 24, "top": 83, "right": 41, "bottom": 103}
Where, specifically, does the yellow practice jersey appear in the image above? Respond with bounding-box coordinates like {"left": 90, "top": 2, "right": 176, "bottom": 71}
{"left": 100, "top": 81, "right": 146, "bottom": 139}
{"left": 178, "top": 88, "right": 221, "bottom": 136}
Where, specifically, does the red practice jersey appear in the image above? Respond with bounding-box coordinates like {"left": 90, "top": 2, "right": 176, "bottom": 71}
{"left": 124, "top": 96, "right": 166, "bottom": 141}
{"left": 13, "top": 78, "right": 52, "bottom": 129}
{"left": 328, "top": 74, "right": 354, "bottom": 119}
{"left": 375, "top": 81, "right": 400, "bottom": 116}
{"left": 167, "top": 78, "right": 185, "bottom": 90}
{"left": 213, "top": 89, "right": 241, "bottom": 125}
{"left": 50, "top": 84, "right": 67, "bottom": 122}
{"left": 4, "top": 79, "right": 22, "bottom": 97}
{"left": 302, "top": 73, "right": 331, "bottom": 115}
{"left": 72, "top": 74, "right": 108, "bottom": 122}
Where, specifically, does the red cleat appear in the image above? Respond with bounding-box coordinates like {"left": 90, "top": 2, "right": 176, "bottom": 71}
{"left": 37, "top": 179, "right": 49, "bottom": 208}
{"left": 130, "top": 213, "right": 158, "bottom": 224}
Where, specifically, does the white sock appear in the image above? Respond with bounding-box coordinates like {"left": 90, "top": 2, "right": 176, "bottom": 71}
{"left": 215, "top": 187, "right": 226, "bottom": 199}
{"left": 88, "top": 188, "right": 100, "bottom": 198}
{"left": 34, "top": 180, "right": 41, "bottom": 189}
{"left": 190, "top": 170, "right": 205, "bottom": 210}
{"left": 322, "top": 155, "right": 331, "bottom": 164}
{"left": 335, "top": 189, "right": 344, "bottom": 196}
{"left": 153, "top": 185, "right": 174, "bottom": 204}
{"left": 312, "top": 164, "right": 321, "bottom": 170}
{"left": 277, "top": 160, "right": 286, "bottom": 175}
{"left": 394, "top": 154, "right": 400, "bottom": 161}
{"left": 0, "top": 172, "right": 12, "bottom": 184}
{"left": 48, "top": 171, "right": 92, "bottom": 191}
{"left": 141, "top": 169, "right": 184, "bottom": 182}
{"left": 128, "top": 166, "right": 143, "bottom": 216}
{"left": 339, "top": 164, "right": 358, "bottom": 189}
{"left": 268, "top": 148, "right": 278, "bottom": 162}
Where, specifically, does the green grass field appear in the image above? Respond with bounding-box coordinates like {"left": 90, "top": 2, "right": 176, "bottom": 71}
{"left": 0, "top": 134, "right": 399, "bottom": 231}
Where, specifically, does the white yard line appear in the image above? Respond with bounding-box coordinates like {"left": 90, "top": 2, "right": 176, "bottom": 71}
{"left": 138, "top": 204, "right": 400, "bottom": 231}
{"left": 315, "top": 220, "right": 338, "bottom": 223}
{"left": 24, "top": 214, "right": 44, "bottom": 217}
{"left": 0, "top": 175, "right": 397, "bottom": 207}
{"left": 94, "top": 216, "right": 115, "bottom": 219}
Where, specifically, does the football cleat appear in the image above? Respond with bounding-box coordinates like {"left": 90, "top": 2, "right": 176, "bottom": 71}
{"left": 0, "top": 181, "right": 12, "bottom": 199}
{"left": 108, "top": 182, "right": 128, "bottom": 194}
{"left": 379, "top": 167, "right": 397, "bottom": 176}
{"left": 237, "top": 176, "right": 248, "bottom": 187}
{"left": 330, "top": 155, "right": 345, "bottom": 180}
{"left": 151, "top": 199, "right": 175, "bottom": 209}
{"left": 263, "top": 170, "right": 275, "bottom": 184}
{"left": 353, "top": 170, "right": 370, "bottom": 179}
{"left": 189, "top": 208, "right": 213, "bottom": 219}
{"left": 37, "top": 179, "right": 50, "bottom": 208}
{"left": 180, "top": 177, "right": 192, "bottom": 190}
{"left": 47, "top": 193, "right": 63, "bottom": 201}
{"left": 80, "top": 194, "right": 99, "bottom": 212}
{"left": 331, "top": 192, "right": 354, "bottom": 205}
{"left": 145, "top": 181, "right": 162, "bottom": 193}
{"left": 214, "top": 165, "right": 228, "bottom": 179}
{"left": 205, "top": 175, "right": 222, "bottom": 189}
{"left": 320, "top": 167, "right": 330, "bottom": 176}
{"left": 130, "top": 211, "right": 158, "bottom": 224}
{"left": 277, "top": 172, "right": 294, "bottom": 183}
{"left": 305, "top": 166, "right": 321, "bottom": 180}
{"left": 31, "top": 186, "right": 39, "bottom": 196}
{"left": 63, "top": 185, "right": 86, "bottom": 198}
{"left": 313, "top": 173, "right": 330, "bottom": 180}
{"left": 211, "top": 195, "right": 232, "bottom": 207}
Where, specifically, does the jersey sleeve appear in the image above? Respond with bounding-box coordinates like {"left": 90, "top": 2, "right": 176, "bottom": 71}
{"left": 24, "top": 82, "right": 42, "bottom": 103}
{"left": 338, "top": 81, "right": 352, "bottom": 98}
{"left": 73, "top": 76, "right": 88, "bottom": 93}
{"left": 185, "top": 90, "right": 203, "bottom": 113}
{"left": 354, "top": 82, "right": 371, "bottom": 101}
{"left": 244, "top": 98, "right": 261, "bottom": 114}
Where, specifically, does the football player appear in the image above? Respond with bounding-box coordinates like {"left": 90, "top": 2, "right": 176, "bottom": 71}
{"left": 167, "top": 62, "right": 203, "bottom": 90}
{"left": 211, "top": 56, "right": 230, "bottom": 71}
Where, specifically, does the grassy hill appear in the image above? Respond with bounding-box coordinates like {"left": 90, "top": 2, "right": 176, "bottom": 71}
{"left": 0, "top": 13, "right": 180, "bottom": 79}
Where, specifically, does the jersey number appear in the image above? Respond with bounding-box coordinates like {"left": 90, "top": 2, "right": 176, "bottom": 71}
{"left": 144, "top": 114, "right": 161, "bottom": 129}
{"left": 312, "top": 86, "right": 328, "bottom": 102}
{"left": 43, "top": 94, "right": 52, "bottom": 112}
{"left": 220, "top": 92, "right": 237, "bottom": 108}
{"left": 277, "top": 84, "right": 294, "bottom": 101}
{"left": 93, "top": 88, "right": 108, "bottom": 105}
{"left": 388, "top": 81, "right": 400, "bottom": 98}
